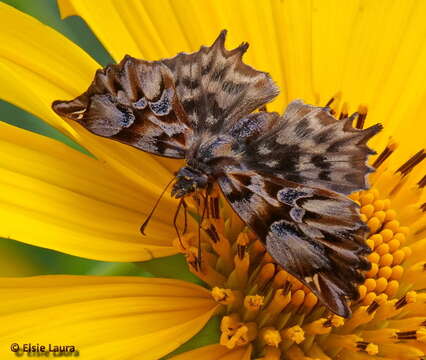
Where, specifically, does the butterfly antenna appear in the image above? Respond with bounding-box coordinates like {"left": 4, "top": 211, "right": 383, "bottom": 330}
{"left": 140, "top": 176, "right": 176, "bottom": 235}
{"left": 173, "top": 198, "right": 186, "bottom": 250}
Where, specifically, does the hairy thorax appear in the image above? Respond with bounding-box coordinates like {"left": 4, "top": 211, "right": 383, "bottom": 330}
{"left": 172, "top": 133, "right": 243, "bottom": 198}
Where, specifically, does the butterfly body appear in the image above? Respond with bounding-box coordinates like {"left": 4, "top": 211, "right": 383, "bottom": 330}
{"left": 52, "top": 30, "right": 382, "bottom": 318}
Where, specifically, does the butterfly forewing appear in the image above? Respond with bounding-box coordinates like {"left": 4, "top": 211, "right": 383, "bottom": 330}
{"left": 53, "top": 56, "right": 192, "bottom": 158}
{"left": 162, "top": 30, "right": 279, "bottom": 133}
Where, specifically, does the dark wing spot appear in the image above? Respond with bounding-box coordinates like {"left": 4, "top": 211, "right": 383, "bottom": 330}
{"left": 182, "top": 98, "right": 197, "bottom": 114}
{"left": 294, "top": 118, "right": 313, "bottom": 137}
{"left": 211, "top": 65, "right": 229, "bottom": 82}
{"left": 201, "top": 60, "right": 213, "bottom": 76}
{"left": 285, "top": 173, "right": 303, "bottom": 184}
{"left": 327, "top": 139, "right": 346, "bottom": 152}
{"left": 149, "top": 89, "right": 172, "bottom": 116}
{"left": 319, "top": 171, "right": 331, "bottom": 181}
{"left": 182, "top": 77, "right": 199, "bottom": 89}
{"left": 222, "top": 81, "right": 245, "bottom": 95}
{"left": 311, "top": 155, "right": 331, "bottom": 169}
{"left": 313, "top": 131, "right": 333, "bottom": 144}
{"left": 277, "top": 187, "right": 313, "bottom": 206}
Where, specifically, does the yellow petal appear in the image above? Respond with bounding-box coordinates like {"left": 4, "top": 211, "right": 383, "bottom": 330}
{"left": 0, "top": 275, "right": 217, "bottom": 360}
{"left": 170, "top": 344, "right": 252, "bottom": 360}
{"left": 0, "top": 121, "right": 179, "bottom": 261}
{"left": 0, "top": 2, "right": 178, "bottom": 189}
{"left": 58, "top": 0, "right": 285, "bottom": 112}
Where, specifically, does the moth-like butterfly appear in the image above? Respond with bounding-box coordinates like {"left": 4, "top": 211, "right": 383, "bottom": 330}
{"left": 52, "top": 30, "right": 382, "bottom": 318}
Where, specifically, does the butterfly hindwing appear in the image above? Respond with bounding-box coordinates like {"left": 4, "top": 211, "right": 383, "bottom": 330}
{"left": 218, "top": 169, "right": 371, "bottom": 318}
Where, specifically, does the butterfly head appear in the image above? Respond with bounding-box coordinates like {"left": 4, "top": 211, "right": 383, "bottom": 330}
{"left": 171, "top": 166, "right": 209, "bottom": 199}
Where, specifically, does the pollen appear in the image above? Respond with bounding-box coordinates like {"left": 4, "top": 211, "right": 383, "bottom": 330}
{"left": 211, "top": 287, "right": 237, "bottom": 305}
{"left": 174, "top": 117, "right": 425, "bottom": 358}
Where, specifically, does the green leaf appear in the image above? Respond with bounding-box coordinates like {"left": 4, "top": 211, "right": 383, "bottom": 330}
{"left": 0, "top": 238, "right": 120, "bottom": 276}
{"left": 135, "top": 254, "right": 206, "bottom": 286}
{"left": 86, "top": 262, "right": 152, "bottom": 277}
{"left": 162, "top": 315, "right": 221, "bottom": 359}
{"left": 2, "top": 0, "right": 113, "bottom": 66}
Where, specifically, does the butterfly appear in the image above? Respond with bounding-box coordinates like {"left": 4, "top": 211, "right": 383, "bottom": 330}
{"left": 52, "top": 30, "right": 382, "bottom": 318}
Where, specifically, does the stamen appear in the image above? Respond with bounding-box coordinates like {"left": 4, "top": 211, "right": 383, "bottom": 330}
{"left": 418, "top": 175, "right": 426, "bottom": 188}
{"left": 259, "top": 327, "right": 282, "bottom": 348}
{"left": 258, "top": 289, "right": 292, "bottom": 327}
{"left": 303, "top": 318, "right": 333, "bottom": 335}
{"left": 339, "top": 102, "right": 349, "bottom": 120}
{"left": 395, "top": 328, "right": 426, "bottom": 342}
{"left": 236, "top": 232, "right": 250, "bottom": 259}
{"left": 186, "top": 247, "right": 226, "bottom": 286}
{"left": 204, "top": 223, "right": 220, "bottom": 243}
{"left": 220, "top": 314, "right": 257, "bottom": 349}
{"left": 342, "top": 306, "right": 376, "bottom": 333}
{"left": 324, "top": 97, "right": 335, "bottom": 108}
{"left": 395, "top": 149, "right": 425, "bottom": 176}
{"left": 281, "top": 325, "right": 305, "bottom": 344}
{"left": 330, "top": 315, "right": 345, "bottom": 327}
{"left": 368, "top": 292, "right": 417, "bottom": 325}
{"left": 373, "top": 141, "right": 398, "bottom": 168}
{"left": 395, "top": 291, "right": 417, "bottom": 309}
{"left": 211, "top": 287, "right": 237, "bottom": 305}
{"left": 209, "top": 189, "right": 220, "bottom": 219}
{"left": 355, "top": 105, "right": 368, "bottom": 129}
{"left": 356, "top": 341, "right": 379, "bottom": 355}
{"left": 396, "top": 330, "right": 417, "bottom": 340}
{"left": 243, "top": 295, "right": 264, "bottom": 321}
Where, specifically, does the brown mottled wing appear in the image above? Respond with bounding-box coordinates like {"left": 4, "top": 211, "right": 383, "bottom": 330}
{"left": 52, "top": 57, "right": 191, "bottom": 158}
{"left": 218, "top": 169, "right": 371, "bottom": 318}
{"left": 162, "top": 30, "right": 279, "bottom": 134}
{"left": 52, "top": 30, "right": 279, "bottom": 157}
{"left": 244, "top": 100, "right": 383, "bottom": 194}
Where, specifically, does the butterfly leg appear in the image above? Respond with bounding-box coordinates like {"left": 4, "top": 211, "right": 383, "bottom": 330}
{"left": 173, "top": 198, "right": 186, "bottom": 250}
{"left": 195, "top": 192, "right": 208, "bottom": 271}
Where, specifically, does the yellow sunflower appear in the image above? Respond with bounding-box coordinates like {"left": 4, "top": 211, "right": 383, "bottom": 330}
{"left": 0, "top": 1, "right": 425, "bottom": 360}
